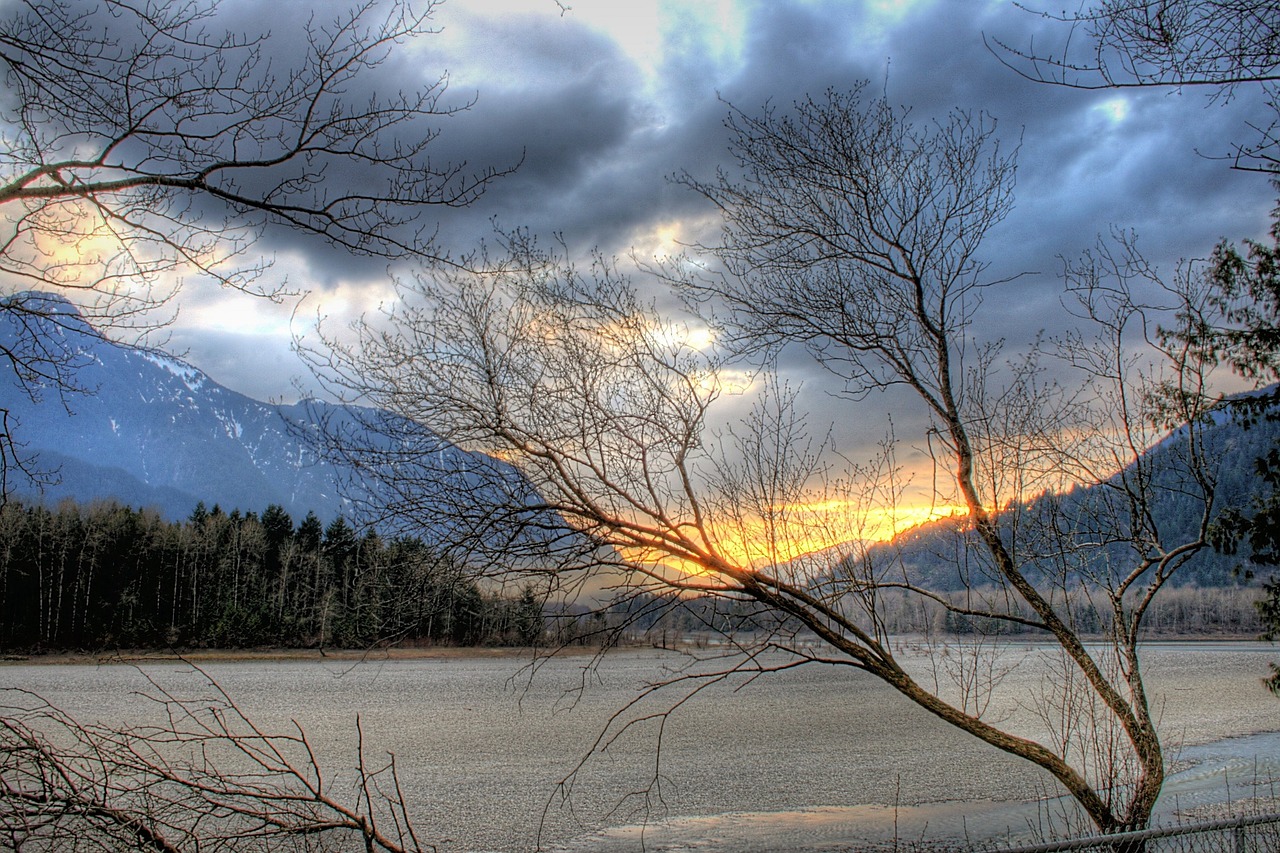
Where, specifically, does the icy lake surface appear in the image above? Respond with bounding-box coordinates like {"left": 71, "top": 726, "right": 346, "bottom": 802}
{"left": 3, "top": 642, "right": 1278, "bottom": 852}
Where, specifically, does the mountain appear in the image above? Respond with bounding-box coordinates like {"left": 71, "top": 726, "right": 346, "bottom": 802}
{"left": 0, "top": 292, "right": 540, "bottom": 541}
{"left": 9, "top": 291, "right": 1274, "bottom": 588}
{"left": 858, "top": 390, "right": 1280, "bottom": 589}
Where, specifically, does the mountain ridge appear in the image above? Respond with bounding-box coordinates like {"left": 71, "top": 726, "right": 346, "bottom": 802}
{"left": 855, "top": 390, "right": 1280, "bottom": 589}
{"left": 0, "top": 292, "right": 508, "bottom": 535}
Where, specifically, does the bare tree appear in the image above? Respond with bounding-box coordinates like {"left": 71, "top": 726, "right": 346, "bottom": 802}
{"left": 0, "top": 0, "right": 509, "bottom": 495}
{"left": 990, "top": 0, "right": 1280, "bottom": 170}
{"left": 0, "top": 666, "right": 429, "bottom": 851}
{"left": 992, "top": 2, "right": 1280, "bottom": 691}
{"left": 306, "top": 86, "right": 1239, "bottom": 838}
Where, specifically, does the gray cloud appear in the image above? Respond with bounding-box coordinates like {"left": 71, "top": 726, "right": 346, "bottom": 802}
{"left": 48, "top": 0, "right": 1273, "bottom": 422}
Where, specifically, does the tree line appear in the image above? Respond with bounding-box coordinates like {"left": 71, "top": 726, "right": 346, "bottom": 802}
{"left": 611, "top": 584, "right": 1265, "bottom": 645}
{"left": 0, "top": 499, "right": 548, "bottom": 652}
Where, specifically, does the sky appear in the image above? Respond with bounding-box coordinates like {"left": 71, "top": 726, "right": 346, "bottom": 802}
{"left": 159, "top": 0, "right": 1277, "bottom": 414}
{"left": 11, "top": 0, "right": 1275, "bottom": 537}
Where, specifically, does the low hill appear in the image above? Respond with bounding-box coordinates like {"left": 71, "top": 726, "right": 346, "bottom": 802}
{"left": 859, "top": 393, "right": 1280, "bottom": 590}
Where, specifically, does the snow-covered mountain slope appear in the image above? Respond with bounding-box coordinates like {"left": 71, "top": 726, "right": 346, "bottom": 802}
{"left": 0, "top": 292, "right": 527, "bottom": 534}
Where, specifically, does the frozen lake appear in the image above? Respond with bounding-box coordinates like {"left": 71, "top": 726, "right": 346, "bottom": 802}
{"left": 2, "top": 641, "right": 1278, "bottom": 852}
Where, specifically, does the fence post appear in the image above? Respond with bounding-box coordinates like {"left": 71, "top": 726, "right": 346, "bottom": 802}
{"left": 1233, "top": 824, "right": 1246, "bottom": 853}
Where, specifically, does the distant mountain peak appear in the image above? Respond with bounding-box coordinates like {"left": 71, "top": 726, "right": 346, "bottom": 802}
{"left": 0, "top": 290, "right": 101, "bottom": 338}
{"left": 0, "top": 293, "right": 543, "bottom": 546}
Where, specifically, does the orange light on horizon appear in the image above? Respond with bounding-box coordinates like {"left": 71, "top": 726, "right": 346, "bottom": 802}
{"left": 624, "top": 500, "right": 970, "bottom": 582}
{"left": 720, "top": 500, "right": 969, "bottom": 567}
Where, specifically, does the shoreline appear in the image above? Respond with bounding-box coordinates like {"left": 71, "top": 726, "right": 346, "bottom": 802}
{"left": 1, "top": 633, "right": 1270, "bottom": 666}
{"left": 0, "top": 644, "right": 606, "bottom": 666}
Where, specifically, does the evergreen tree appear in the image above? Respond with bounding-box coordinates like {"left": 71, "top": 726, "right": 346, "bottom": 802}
{"left": 1186, "top": 192, "right": 1280, "bottom": 693}
{"left": 296, "top": 512, "right": 323, "bottom": 553}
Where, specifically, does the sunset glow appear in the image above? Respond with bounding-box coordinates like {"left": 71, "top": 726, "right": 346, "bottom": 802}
{"left": 628, "top": 499, "right": 971, "bottom": 581}
{"left": 715, "top": 499, "right": 968, "bottom": 568}
{"left": 618, "top": 499, "right": 970, "bottom": 590}
{"left": 27, "top": 200, "right": 131, "bottom": 276}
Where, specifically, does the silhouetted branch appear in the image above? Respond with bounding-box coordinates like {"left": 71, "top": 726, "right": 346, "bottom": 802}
{"left": 0, "top": 665, "right": 433, "bottom": 851}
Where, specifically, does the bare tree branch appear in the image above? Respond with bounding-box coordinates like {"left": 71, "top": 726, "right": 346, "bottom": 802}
{"left": 306, "top": 86, "right": 1238, "bottom": 836}
{"left": 0, "top": 0, "right": 512, "bottom": 500}
{"left": 989, "top": 0, "right": 1280, "bottom": 171}
{"left": 0, "top": 664, "right": 433, "bottom": 851}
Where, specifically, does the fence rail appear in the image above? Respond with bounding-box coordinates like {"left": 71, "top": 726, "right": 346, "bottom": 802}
{"left": 989, "top": 812, "right": 1280, "bottom": 853}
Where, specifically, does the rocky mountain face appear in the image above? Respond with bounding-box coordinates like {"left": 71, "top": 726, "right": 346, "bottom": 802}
{"left": 0, "top": 292, "right": 522, "bottom": 534}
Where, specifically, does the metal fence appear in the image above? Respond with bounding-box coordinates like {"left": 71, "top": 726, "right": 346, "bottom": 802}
{"left": 986, "top": 812, "right": 1280, "bottom": 853}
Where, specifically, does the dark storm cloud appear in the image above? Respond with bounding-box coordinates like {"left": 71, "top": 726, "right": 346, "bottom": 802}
{"left": 234, "top": 3, "right": 666, "bottom": 271}
{"left": 416, "top": 5, "right": 731, "bottom": 255}
{"left": 40, "top": 0, "right": 511, "bottom": 290}
{"left": 851, "top": 1, "right": 1271, "bottom": 348}
{"left": 112, "top": 0, "right": 1277, "bottom": 410}
{"left": 211, "top": 0, "right": 1274, "bottom": 270}
{"left": 423, "top": 80, "right": 650, "bottom": 249}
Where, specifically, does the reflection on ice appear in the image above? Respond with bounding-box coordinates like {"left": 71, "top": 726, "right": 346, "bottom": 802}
{"left": 554, "top": 731, "right": 1280, "bottom": 852}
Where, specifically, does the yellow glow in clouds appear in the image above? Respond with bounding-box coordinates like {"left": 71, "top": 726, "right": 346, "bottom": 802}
{"left": 647, "top": 500, "right": 969, "bottom": 580}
